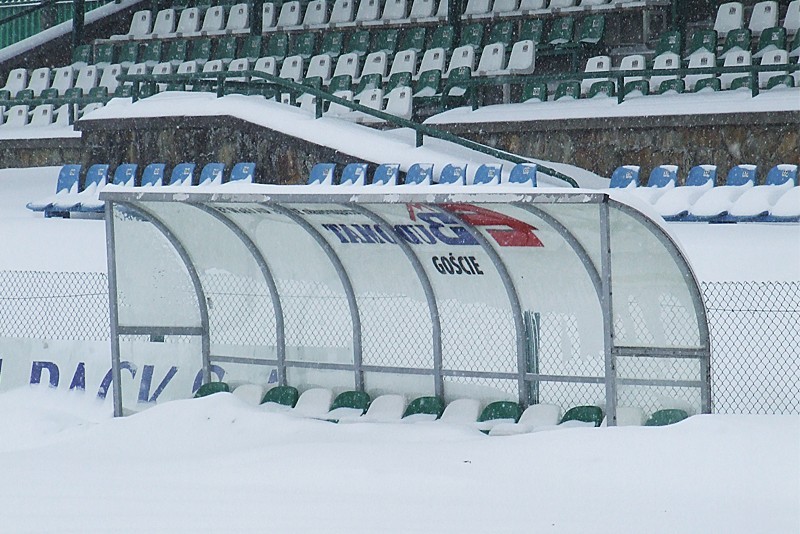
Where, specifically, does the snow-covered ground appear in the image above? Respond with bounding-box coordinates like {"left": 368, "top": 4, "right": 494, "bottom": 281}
{"left": 0, "top": 386, "right": 797, "bottom": 533}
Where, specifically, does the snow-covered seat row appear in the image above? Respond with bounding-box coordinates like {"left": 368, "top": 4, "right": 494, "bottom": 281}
{"left": 307, "top": 161, "right": 538, "bottom": 186}
{"left": 110, "top": 4, "right": 251, "bottom": 40}
{"left": 26, "top": 162, "right": 256, "bottom": 217}
{"left": 609, "top": 163, "right": 800, "bottom": 222}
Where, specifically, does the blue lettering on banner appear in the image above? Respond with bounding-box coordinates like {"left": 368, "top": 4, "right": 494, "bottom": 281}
{"left": 321, "top": 216, "right": 478, "bottom": 247}
{"left": 69, "top": 362, "right": 86, "bottom": 391}
{"left": 191, "top": 365, "right": 227, "bottom": 394}
{"left": 97, "top": 361, "right": 137, "bottom": 399}
{"left": 30, "top": 361, "right": 60, "bottom": 387}
{"left": 138, "top": 365, "right": 179, "bottom": 403}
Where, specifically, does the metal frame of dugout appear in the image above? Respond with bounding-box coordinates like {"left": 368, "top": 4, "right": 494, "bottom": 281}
{"left": 102, "top": 188, "right": 711, "bottom": 424}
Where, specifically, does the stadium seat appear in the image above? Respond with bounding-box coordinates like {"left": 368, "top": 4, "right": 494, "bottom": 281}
{"left": 140, "top": 163, "right": 165, "bottom": 187}
{"left": 444, "top": 45, "right": 476, "bottom": 78}
{"left": 168, "top": 163, "right": 196, "bottom": 186}
{"left": 380, "top": 0, "right": 408, "bottom": 24}
{"left": 726, "top": 164, "right": 798, "bottom": 221}
{"left": 459, "top": 22, "right": 485, "bottom": 50}
{"left": 71, "top": 44, "right": 93, "bottom": 70}
{"left": 25, "top": 67, "right": 51, "bottom": 97}
{"left": 764, "top": 185, "right": 800, "bottom": 222}
{"left": 718, "top": 27, "right": 751, "bottom": 58}
{"left": 578, "top": 14, "right": 605, "bottom": 46}
{"left": 654, "top": 30, "right": 682, "bottom": 57}
{"left": 463, "top": 0, "right": 491, "bottom": 18}
{"left": 472, "top": 163, "right": 502, "bottom": 185}
{"left": 163, "top": 40, "right": 188, "bottom": 66}
{"left": 28, "top": 105, "right": 53, "bottom": 127}
{"left": 373, "top": 28, "right": 399, "bottom": 55}
{"left": 1, "top": 68, "right": 27, "bottom": 98}
{"left": 298, "top": 0, "right": 327, "bottom": 28}
{"left": 360, "top": 51, "right": 388, "bottom": 81}
{"left": 26, "top": 164, "right": 81, "bottom": 212}
{"left": 550, "top": 0, "right": 577, "bottom": 8}
{"left": 415, "top": 48, "right": 446, "bottom": 80}
{"left": 305, "top": 54, "right": 333, "bottom": 84}
{"left": 279, "top": 55, "right": 304, "bottom": 83}
{"left": 308, "top": 162, "right": 337, "bottom": 185}
{"left": 358, "top": 394, "right": 406, "bottom": 422}
{"left": 476, "top": 401, "right": 521, "bottom": 433}
{"left": 714, "top": 2, "right": 744, "bottom": 38}
{"left": 226, "top": 162, "right": 256, "bottom": 184}
{"left": 753, "top": 26, "right": 786, "bottom": 58}
{"left": 720, "top": 50, "right": 751, "bottom": 89}
{"left": 494, "top": 40, "right": 535, "bottom": 75}
{"left": 261, "top": 2, "right": 277, "bottom": 30}
{"left": 785, "top": 1, "right": 800, "bottom": 38}
{"left": 429, "top": 25, "right": 455, "bottom": 52}
{"left": 503, "top": 163, "right": 537, "bottom": 186}
{"left": 389, "top": 49, "right": 417, "bottom": 79}
{"left": 111, "top": 9, "right": 152, "bottom": 40}
{"left": 151, "top": 8, "right": 176, "bottom": 38}
{"left": 684, "top": 51, "right": 717, "bottom": 91}
{"left": 289, "top": 32, "right": 317, "bottom": 60}
{"left": 324, "top": 90, "right": 356, "bottom": 117}
{"left": 554, "top": 80, "right": 580, "bottom": 101}
{"left": 440, "top": 398, "right": 481, "bottom": 423}
{"left": 609, "top": 165, "right": 640, "bottom": 188}
{"left": 1, "top": 104, "right": 29, "bottom": 128}
{"left": 140, "top": 40, "right": 163, "bottom": 67}
{"left": 684, "top": 164, "right": 757, "bottom": 221}
{"left": 173, "top": 7, "right": 201, "bottom": 37}
{"left": 290, "top": 388, "right": 333, "bottom": 417}
{"left": 49, "top": 163, "right": 108, "bottom": 214}
{"left": 413, "top": 69, "right": 441, "bottom": 97}
{"left": 440, "top": 65, "right": 469, "bottom": 96}
{"left": 521, "top": 80, "right": 547, "bottom": 102}
{"left": 117, "top": 41, "right": 140, "bottom": 69}
{"left": 346, "top": 30, "right": 371, "bottom": 56}
{"left": 488, "top": 403, "right": 562, "bottom": 436}
{"left": 655, "top": 165, "right": 717, "bottom": 220}
{"left": 475, "top": 43, "right": 506, "bottom": 75}
{"left": 580, "top": 55, "right": 611, "bottom": 95}
{"left": 371, "top": 163, "right": 400, "bottom": 185}
{"left": 384, "top": 86, "right": 413, "bottom": 119}
{"left": 600, "top": 406, "right": 645, "bottom": 427}
{"left": 749, "top": 1, "right": 778, "bottom": 37}
{"left": 194, "top": 381, "right": 231, "bottom": 397}
{"left": 254, "top": 56, "right": 278, "bottom": 77}
{"left": 112, "top": 163, "right": 138, "bottom": 187}
{"left": 644, "top": 408, "right": 688, "bottom": 426}
{"left": 213, "top": 36, "right": 238, "bottom": 64}
{"left": 333, "top": 52, "right": 361, "bottom": 81}
{"left": 353, "top": 88, "right": 384, "bottom": 120}
{"left": 329, "top": 0, "right": 355, "bottom": 25}
{"left": 276, "top": 1, "right": 302, "bottom": 28}
{"left": 322, "top": 390, "right": 371, "bottom": 422}
{"left": 685, "top": 29, "right": 717, "bottom": 58}
{"left": 261, "top": 385, "right": 300, "bottom": 408}
{"left": 559, "top": 405, "right": 603, "bottom": 427}
{"left": 339, "top": 162, "right": 369, "bottom": 185}
{"left": 649, "top": 52, "right": 680, "bottom": 93}
{"left": 232, "top": 384, "right": 266, "bottom": 405}
{"left": 407, "top": 0, "right": 434, "bottom": 20}
{"left": 318, "top": 31, "right": 344, "bottom": 58}
{"left": 438, "top": 163, "right": 467, "bottom": 185}
{"left": 547, "top": 17, "right": 575, "bottom": 46}
{"left": 758, "top": 48, "right": 790, "bottom": 88}
{"left": 398, "top": 27, "right": 426, "bottom": 54}
{"left": 354, "top": 0, "right": 382, "bottom": 24}
{"left": 402, "top": 396, "right": 445, "bottom": 421}
{"left": 94, "top": 43, "right": 115, "bottom": 68}
{"left": 196, "top": 163, "right": 225, "bottom": 187}
{"left": 405, "top": 163, "right": 434, "bottom": 184}
{"left": 630, "top": 165, "right": 678, "bottom": 204}
{"left": 519, "top": 0, "right": 546, "bottom": 12}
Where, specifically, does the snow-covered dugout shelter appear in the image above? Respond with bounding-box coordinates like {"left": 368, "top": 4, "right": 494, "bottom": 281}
{"left": 102, "top": 187, "right": 711, "bottom": 424}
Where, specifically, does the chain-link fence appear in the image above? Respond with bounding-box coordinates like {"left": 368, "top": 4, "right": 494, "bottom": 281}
{"left": 1, "top": 271, "right": 798, "bottom": 415}
{"left": 702, "top": 281, "right": 800, "bottom": 414}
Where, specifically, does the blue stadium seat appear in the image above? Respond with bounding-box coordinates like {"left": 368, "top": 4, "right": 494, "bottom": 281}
{"left": 404, "top": 163, "right": 433, "bottom": 185}
{"left": 656, "top": 165, "right": 717, "bottom": 221}
{"left": 371, "top": 163, "right": 400, "bottom": 185}
{"left": 684, "top": 164, "right": 757, "bottom": 221}
{"left": 628, "top": 165, "right": 678, "bottom": 204}
{"left": 169, "top": 163, "right": 196, "bottom": 186}
{"left": 763, "top": 185, "right": 800, "bottom": 222}
{"left": 727, "top": 164, "right": 798, "bottom": 221}
{"left": 609, "top": 165, "right": 641, "bottom": 188}
{"left": 112, "top": 164, "right": 138, "bottom": 186}
{"left": 76, "top": 164, "right": 113, "bottom": 213}
{"left": 438, "top": 163, "right": 467, "bottom": 185}
{"left": 228, "top": 162, "right": 255, "bottom": 184}
{"left": 339, "top": 162, "right": 369, "bottom": 185}
{"left": 26, "top": 164, "right": 81, "bottom": 213}
{"left": 472, "top": 163, "right": 502, "bottom": 185}
{"left": 141, "top": 163, "right": 166, "bottom": 187}
{"left": 197, "top": 162, "right": 225, "bottom": 186}
{"left": 47, "top": 164, "right": 108, "bottom": 215}
{"left": 507, "top": 163, "right": 537, "bottom": 186}
{"left": 308, "top": 162, "right": 336, "bottom": 185}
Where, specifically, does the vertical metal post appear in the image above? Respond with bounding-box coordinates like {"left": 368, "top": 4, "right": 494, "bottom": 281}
{"left": 352, "top": 205, "right": 444, "bottom": 399}
{"left": 104, "top": 201, "right": 124, "bottom": 417}
{"left": 599, "top": 199, "right": 617, "bottom": 426}
{"left": 72, "top": 0, "right": 85, "bottom": 49}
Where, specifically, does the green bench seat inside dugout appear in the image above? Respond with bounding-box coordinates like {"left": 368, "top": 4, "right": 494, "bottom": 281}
{"left": 478, "top": 401, "right": 521, "bottom": 423}
{"left": 330, "top": 390, "right": 371, "bottom": 412}
{"left": 194, "top": 381, "right": 231, "bottom": 397}
{"left": 261, "top": 385, "right": 300, "bottom": 407}
{"left": 645, "top": 409, "right": 688, "bottom": 426}
{"left": 560, "top": 405, "right": 604, "bottom": 426}
{"left": 403, "top": 396, "right": 445, "bottom": 419}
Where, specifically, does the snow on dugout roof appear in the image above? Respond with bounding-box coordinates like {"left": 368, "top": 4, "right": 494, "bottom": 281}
{"left": 103, "top": 187, "right": 711, "bottom": 423}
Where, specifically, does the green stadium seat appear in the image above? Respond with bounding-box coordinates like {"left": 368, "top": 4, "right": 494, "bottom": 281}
{"left": 319, "top": 31, "right": 345, "bottom": 57}
{"left": 385, "top": 71, "right": 412, "bottom": 94}
{"left": 328, "top": 73, "right": 353, "bottom": 92}
{"left": 560, "top": 405, "right": 603, "bottom": 427}
{"left": 166, "top": 39, "right": 189, "bottom": 65}
{"left": 623, "top": 79, "right": 649, "bottom": 98}
{"left": 519, "top": 19, "right": 544, "bottom": 45}
{"left": 554, "top": 80, "right": 580, "bottom": 100}
{"left": 15, "top": 89, "right": 34, "bottom": 101}
{"left": 399, "top": 26, "right": 427, "bottom": 53}
{"left": 766, "top": 74, "right": 794, "bottom": 90}
{"left": 290, "top": 32, "right": 317, "bottom": 59}
{"left": 644, "top": 408, "right": 688, "bottom": 426}
{"left": 330, "top": 390, "right": 371, "bottom": 411}
{"left": 63, "top": 86, "right": 84, "bottom": 100}
{"left": 88, "top": 86, "right": 109, "bottom": 101}
{"left": 460, "top": 23, "right": 484, "bottom": 49}
{"left": 354, "top": 72, "right": 383, "bottom": 97}
{"left": 414, "top": 69, "right": 441, "bottom": 97}
{"left": 476, "top": 401, "right": 521, "bottom": 432}
{"left": 240, "top": 35, "right": 263, "bottom": 61}
{"left": 429, "top": 25, "right": 454, "bottom": 51}
{"left": 729, "top": 74, "right": 755, "bottom": 91}
{"left": 141, "top": 40, "right": 163, "bottom": 66}
{"left": 587, "top": 79, "right": 615, "bottom": 98}
{"left": 138, "top": 82, "right": 158, "bottom": 98}
{"left": 94, "top": 43, "right": 115, "bottom": 66}
{"left": 266, "top": 33, "right": 289, "bottom": 60}
{"left": 117, "top": 41, "right": 140, "bottom": 68}
{"left": 214, "top": 36, "right": 238, "bottom": 63}
{"left": 753, "top": 26, "right": 786, "bottom": 58}
{"left": 190, "top": 38, "right": 213, "bottom": 64}
{"left": 686, "top": 29, "right": 717, "bottom": 57}
{"left": 487, "top": 20, "right": 514, "bottom": 47}
{"left": 521, "top": 80, "right": 547, "bottom": 102}
{"left": 547, "top": 17, "right": 574, "bottom": 46}
{"left": 789, "top": 32, "right": 800, "bottom": 59}
{"left": 694, "top": 77, "right": 721, "bottom": 92}
{"left": 194, "top": 381, "right": 231, "bottom": 397}
{"left": 261, "top": 385, "right": 300, "bottom": 407}
{"left": 38, "top": 87, "right": 59, "bottom": 103}
{"left": 0, "top": 89, "right": 10, "bottom": 101}
{"left": 402, "top": 396, "right": 445, "bottom": 420}
{"left": 373, "top": 28, "right": 399, "bottom": 55}
{"left": 654, "top": 30, "right": 681, "bottom": 56}
{"left": 346, "top": 30, "right": 371, "bottom": 56}
{"left": 72, "top": 44, "right": 93, "bottom": 67}
{"left": 443, "top": 65, "right": 471, "bottom": 97}
{"left": 658, "top": 78, "right": 685, "bottom": 94}
{"left": 578, "top": 14, "right": 605, "bottom": 45}
{"left": 719, "top": 27, "right": 751, "bottom": 57}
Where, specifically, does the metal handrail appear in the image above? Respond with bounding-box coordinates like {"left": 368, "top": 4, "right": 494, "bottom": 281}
{"left": 117, "top": 69, "right": 582, "bottom": 187}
